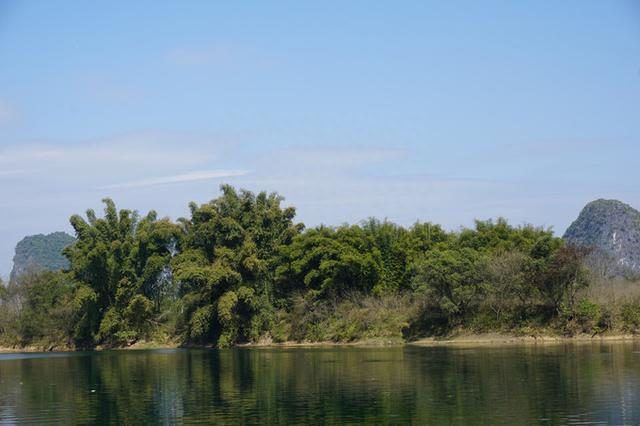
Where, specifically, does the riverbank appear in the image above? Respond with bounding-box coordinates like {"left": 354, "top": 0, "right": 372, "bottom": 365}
{"left": 248, "top": 333, "right": 640, "bottom": 348}
{"left": 0, "top": 340, "right": 179, "bottom": 353}
{"left": 3, "top": 333, "right": 640, "bottom": 353}
{"left": 0, "top": 344, "right": 75, "bottom": 353}
{"left": 410, "top": 332, "right": 640, "bottom": 347}
{"left": 0, "top": 337, "right": 403, "bottom": 353}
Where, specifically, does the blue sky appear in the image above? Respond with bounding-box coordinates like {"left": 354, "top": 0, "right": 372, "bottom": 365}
{"left": 0, "top": 1, "right": 639, "bottom": 277}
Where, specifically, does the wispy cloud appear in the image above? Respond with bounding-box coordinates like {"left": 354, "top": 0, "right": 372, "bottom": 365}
{"left": 0, "top": 132, "right": 245, "bottom": 276}
{"left": 0, "top": 132, "right": 222, "bottom": 168}
{"left": 0, "top": 132, "right": 234, "bottom": 191}
{"left": 104, "top": 169, "right": 248, "bottom": 189}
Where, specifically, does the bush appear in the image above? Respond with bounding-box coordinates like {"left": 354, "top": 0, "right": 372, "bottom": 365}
{"left": 621, "top": 302, "right": 640, "bottom": 332}
{"left": 285, "top": 292, "right": 416, "bottom": 343}
{"left": 574, "top": 299, "right": 600, "bottom": 333}
{"left": 596, "top": 306, "right": 614, "bottom": 332}
{"left": 3, "top": 271, "right": 76, "bottom": 348}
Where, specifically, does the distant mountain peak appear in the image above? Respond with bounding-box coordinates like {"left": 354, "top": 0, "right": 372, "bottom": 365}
{"left": 564, "top": 199, "right": 640, "bottom": 275}
{"left": 10, "top": 232, "right": 75, "bottom": 282}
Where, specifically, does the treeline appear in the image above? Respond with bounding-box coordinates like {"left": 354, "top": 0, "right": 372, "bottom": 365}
{"left": 0, "top": 185, "right": 635, "bottom": 349}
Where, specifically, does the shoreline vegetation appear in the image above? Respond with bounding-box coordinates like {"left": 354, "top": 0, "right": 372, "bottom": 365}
{"left": 2, "top": 185, "right": 640, "bottom": 353}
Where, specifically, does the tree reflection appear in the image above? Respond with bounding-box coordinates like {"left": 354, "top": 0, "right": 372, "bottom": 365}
{"left": 1, "top": 344, "right": 640, "bottom": 424}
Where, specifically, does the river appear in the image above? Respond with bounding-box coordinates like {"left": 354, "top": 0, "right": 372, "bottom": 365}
{"left": 1, "top": 343, "right": 639, "bottom": 424}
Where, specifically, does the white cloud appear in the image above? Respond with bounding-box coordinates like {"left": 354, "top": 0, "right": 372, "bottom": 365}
{"left": 104, "top": 169, "right": 248, "bottom": 189}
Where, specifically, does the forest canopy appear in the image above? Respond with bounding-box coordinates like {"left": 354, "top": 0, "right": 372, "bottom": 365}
{"left": 0, "top": 185, "right": 622, "bottom": 350}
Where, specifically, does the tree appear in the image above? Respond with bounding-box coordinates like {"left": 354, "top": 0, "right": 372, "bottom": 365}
{"left": 484, "top": 250, "right": 529, "bottom": 321}
{"left": 64, "top": 199, "right": 181, "bottom": 345}
{"left": 361, "top": 219, "right": 409, "bottom": 294}
{"left": 0, "top": 277, "right": 8, "bottom": 339}
{"left": 276, "top": 225, "right": 382, "bottom": 299}
{"left": 458, "top": 218, "right": 559, "bottom": 255}
{"left": 403, "top": 222, "right": 450, "bottom": 262}
{"left": 9, "top": 271, "right": 75, "bottom": 347}
{"left": 532, "top": 244, "right": 591, "bottom": 315}
{"left": 0, "top": 186, "right": 605, "bottom": 348}
{"left": 411, "top": 248, "right": 488, "bottom": 321}
{"left": 173, "top": 185, "right": 302, "bottom": 346}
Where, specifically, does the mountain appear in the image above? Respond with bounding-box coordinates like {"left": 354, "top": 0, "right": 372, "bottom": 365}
{"left": 10, "top": 232, "right": 76, "bottom": 282}
{"left": 563, "top": 199, "right": 640, "bottom": 276}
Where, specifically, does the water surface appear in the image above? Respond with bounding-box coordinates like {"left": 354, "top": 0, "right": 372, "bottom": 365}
{"left": 1, "top": 343, "right": 640, "bottom": 424}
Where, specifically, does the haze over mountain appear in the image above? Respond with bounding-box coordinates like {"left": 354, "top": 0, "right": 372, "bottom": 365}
{"left": 10, "top": 232, "right": 75, "bottom": 282}
{"left": 563, "top": 199, "right": 640, "bottom": 276}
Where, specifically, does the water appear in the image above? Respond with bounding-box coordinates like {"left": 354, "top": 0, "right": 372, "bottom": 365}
{"left": 1, "top": 343, "right": 640, "bottom": 425}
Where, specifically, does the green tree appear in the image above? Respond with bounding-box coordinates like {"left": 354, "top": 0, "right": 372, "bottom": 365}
{"left": 403, "top": 222, "right": 450, "bottom": 261}
{"left": 532, "top": 244, "right": 591, "bottom": 315}
{"left": 0, "top": 277, "right": 9, "bottom": 340}
{"left": 173, "top": 185, "right": 302, "bottom": 346}
{"left": 361, "top": 219, "right": 408, "bottom": 294}
{"left": 276, "top": 225, "right": 382, "bottom": 298}
{"left": 484, "top": 250, "right": 529, "bottom": 321}
{"left": 411, "top": 248, "right": 488, "bottom": 321}
{"left": 64, "top": 199, "right": 181, "bottom": 345}
{"left": 11, "top": 271, "right": 75, "bottom": 347}
{"left": 0, "top": 187, "right": 606, "bottom": 348}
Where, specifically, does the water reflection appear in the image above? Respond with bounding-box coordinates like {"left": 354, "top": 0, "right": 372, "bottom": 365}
{"left": 1, "top": 343, "right": 640, "bottom": 424}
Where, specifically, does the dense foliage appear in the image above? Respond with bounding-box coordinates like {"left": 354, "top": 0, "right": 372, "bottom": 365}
{"left": 172, "top": 186, "right": 302, "bottom": 346}
{"left": 1, "top": 186, "right": 636, "bottom": 350}
{"left": 63, "top": 199, "right": 181, "bottom": 346}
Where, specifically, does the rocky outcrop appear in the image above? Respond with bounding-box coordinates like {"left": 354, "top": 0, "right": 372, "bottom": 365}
{"left": 10, "top": 232, "right": 75, "bottom": 282}
{"left": 564, "top": 199, "right": 640, "bottom": 276}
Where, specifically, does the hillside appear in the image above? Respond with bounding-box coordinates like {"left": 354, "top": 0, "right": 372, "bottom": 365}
{"left": 563, "top": 199, "right": 640, "bottom": 275}
{"left": 10, "top": 232, "right": 75, "bottom": 282}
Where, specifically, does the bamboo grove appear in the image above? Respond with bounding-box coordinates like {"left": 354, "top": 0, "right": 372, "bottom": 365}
{"left": 2, "top": 185, "right": 627, "bottom": 349}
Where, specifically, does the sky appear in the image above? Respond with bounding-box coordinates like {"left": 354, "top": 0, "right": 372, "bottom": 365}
{"left": 0, "top": 1, "right": 639, "bottom": 277}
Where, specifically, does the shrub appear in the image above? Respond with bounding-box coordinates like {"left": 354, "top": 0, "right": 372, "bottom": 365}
{"left": 621, "top": 302, "right": 640, "bottom": 332}
{"left": 285, "top": 292, "right": 416, "bottom": 343}
{"left": 574, "top": 299, "right": 600, "bottom": 333}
